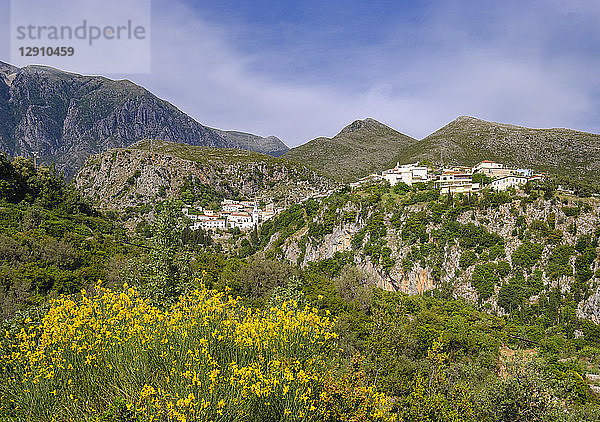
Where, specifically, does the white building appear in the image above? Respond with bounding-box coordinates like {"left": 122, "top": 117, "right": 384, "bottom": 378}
{"left": 202, "top": 219, "right": 227, "bottom": 230}
{"left": 490, "top": 175, "right": 528, "bottom": 191}
{"left": 261, "top": 210, "right": 275, "bottom": 221}
{"left": 195, "top": 214, "right": 219, "bottom": 221}
{"left": 382, "top": 163, "right": 428, "bottom": 186}
{"left": 222, "top": 204, "right": 242, "bottom": 212}
{"left": 472, "top": 160, "right": 505, "bottom": 176}
{"left": 435, "top": 171, "right": 480, "bottom": 194}
{"left": 517, "top": 168, "right": 534, "bottom": 177}
{"left": 192, "top": 219, "right": 227, "bottom": 230}
{"left": 227, "top": 212, "right": 255, "bottom": 230}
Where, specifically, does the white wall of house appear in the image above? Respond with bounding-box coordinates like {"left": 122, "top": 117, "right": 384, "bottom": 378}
{"left": 490, "top": 176, "right": 527, "bottom": 191}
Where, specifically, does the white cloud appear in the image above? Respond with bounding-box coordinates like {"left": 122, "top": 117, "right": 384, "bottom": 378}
{"left": 7, "top": 0, "right": 597, "bottom": 146}
{"left": 132, "top": 0, "right": 600, "bottom": 146}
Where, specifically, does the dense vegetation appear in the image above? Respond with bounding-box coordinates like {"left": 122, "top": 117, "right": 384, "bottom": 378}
{"left": 2, "top": 154, "right": 600, "bottom": 421}
{"left": 0, "top": 155, "right": 135, "bottom": 319}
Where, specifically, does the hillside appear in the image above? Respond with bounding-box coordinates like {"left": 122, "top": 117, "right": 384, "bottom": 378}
{"left": 283, "top": 118, "right": 419, "bottom": 183}
{"left": 285, "top": 116, "right": 600, "bottom": 183}
{"left": 74, "top": 140, "right": 336, "bottom": 216}
{"left": 252, "top": 180, "right": 600, "bottom": 325}
{"left": 404, "top": 116, "right": 600, "bottom": 180}
{"left": 212, "top": 128, "right": 289, "bottom": 157}
{"left": 0, "top": 62, "right": 287, "bottom": 178}
{"left": 0, "top": 154, "right": 134, "bottom": 319}
{"left": 4, "top": 153, "right": 600, "bottom": 421}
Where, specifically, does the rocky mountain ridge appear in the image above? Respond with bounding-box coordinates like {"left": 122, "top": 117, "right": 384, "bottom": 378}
{"left": 0, "top": 62, "right": 288, "bottom": 178}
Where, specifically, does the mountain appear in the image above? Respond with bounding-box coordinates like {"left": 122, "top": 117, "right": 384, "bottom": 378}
{"left": 285, "top": 116, "right": 600, "bottom": 184}
{"left": 402, "top": 116, "right": 600, "bottom": 180}
{"left": 74, "top": 139, "right": 335, "bottom": 218}
{"left": 283, "top": 118, "right": 419, "bottom": 183}
{"left": 212, "top": 129, "right": 289, "bottom": 157}
{"left": 0, "top": 62, "right": 287, "bottom": 178}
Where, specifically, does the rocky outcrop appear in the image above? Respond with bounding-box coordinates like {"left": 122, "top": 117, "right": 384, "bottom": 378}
{"left": 75, "top": 141, "right": 335, "bottom": 213}
{"left": 271, "top": 193, "right": 600, "bottom": 322}
{"left": 213, "top": 129, "right": 289, "bottom": 157}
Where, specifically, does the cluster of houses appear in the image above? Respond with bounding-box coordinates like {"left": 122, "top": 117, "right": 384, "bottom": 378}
{"left": 351, "top": 160, "right": 547, "bottom": 194}
{"left": 182, "top": 199, "right": 282, "bottom": 231}
{"left": 184, "top": 161, "right": 547, "bottom": 233}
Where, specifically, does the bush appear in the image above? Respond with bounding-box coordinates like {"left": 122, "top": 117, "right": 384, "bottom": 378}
{"left": 0, "top": 284, "right": 395, "bottom": 421}
{"left": 562, "top": 206, "right": 580, "bottom": 217}
{"left": 511, "top": 242, "right": 543, "bottom": 272}
{"left": 472, "top": 263, "right": 499, "bottom": 302}
{"left": 546, "top": 245, "right": 575, "bottom": 280}
{"left": 459, "top": 251, "right": 478, "bottom": 269}
{"left": 497, "top": 279, "right": 526, "bottom": 313}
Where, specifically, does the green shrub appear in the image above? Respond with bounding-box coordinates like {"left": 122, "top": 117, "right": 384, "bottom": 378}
{"left": 511, "top": 242, "right": 543, "bottom": 272}
{"left": 472, "top": 263, "right": 499, "bottom": 301}
{"left": 459, "top": 251, "right": 478, "bottom": 269}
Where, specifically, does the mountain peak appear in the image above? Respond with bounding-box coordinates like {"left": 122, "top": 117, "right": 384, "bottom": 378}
{"left": 284, "top": 118, "right": 417, "bottom": 182}
{"left": 0, "top": 62, "right": 19, "bottom": 87}
{"left": 338, "top": 117, "right": 389, "bottom": 135}
{"left": 454, "top": 115, "right": 480, "bottom": 122}
{"left": 0, "top": 61, "right": 19, "bottom": 74}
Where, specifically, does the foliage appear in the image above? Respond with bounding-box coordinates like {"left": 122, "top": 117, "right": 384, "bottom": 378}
{"left": 546, "top": 245, "right": 575, "bottom": 280}
{"left": 471, "top": 263, "right": 499, "bottom": 302}
{"left": 0, "top": 284, "right": 395, "bottom": 421}
{"left": 511, "top": 242, "right": 543, "bottom": 272}
{"left": 459, "top": 251, "right": 477, "bottom": 269}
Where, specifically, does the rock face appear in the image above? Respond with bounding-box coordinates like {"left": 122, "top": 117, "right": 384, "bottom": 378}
{"left": 267, "top": 192, "right": 600, "bottom": 322}
{"left": 74, "top": 140, "right": 335, "bottom": 212}
{"left": 212, "top": 129, "right": 289, "bottom": 157}
{"left": 0, "top": 62, "right": 288, "bottom": 178}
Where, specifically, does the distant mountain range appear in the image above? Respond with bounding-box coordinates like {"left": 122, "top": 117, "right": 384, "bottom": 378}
{"left": 284, "top": 116, "right": 600, "bottom": 182}
{"left": 2, "top": 61, "right": 599, "bottom": 184}
{"left": 0, "top": 62, "right": 288, "bottom": 177}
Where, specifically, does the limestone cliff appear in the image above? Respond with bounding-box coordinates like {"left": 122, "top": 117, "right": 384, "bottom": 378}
{"left": 75, "top": 140, "right": 335, "bottom": 213}
{"left": 259, "top": 187, "right": 600, "bottom": 323}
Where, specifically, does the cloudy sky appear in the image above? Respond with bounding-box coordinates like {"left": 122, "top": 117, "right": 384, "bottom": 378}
{"left": 1, "top": 0, "right": 599, "bottom": 146}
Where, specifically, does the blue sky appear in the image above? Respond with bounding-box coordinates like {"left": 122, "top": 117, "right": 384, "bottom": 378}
{"left": 1, "top": 0, "right": 599, "bottom": 146}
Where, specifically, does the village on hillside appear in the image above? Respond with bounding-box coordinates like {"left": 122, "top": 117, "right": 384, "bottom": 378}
{"left": 182, "top": 199, "right": 284, "bottom": 231}
{"left": 185, "top": 160, "right": 548, "bottom": 233}
{"left": 351, "top": 160, "right": 548, "bottom": 194}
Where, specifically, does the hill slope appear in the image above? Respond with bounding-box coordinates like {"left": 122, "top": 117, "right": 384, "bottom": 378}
{"left": 404, "top": 116, "right": 600, "bottom": 180}
{"left": 75, "top": 140, "right": 336, "bottom": 213}
{"left": 283, "top": 118, "right": 418, "bottom": 183}
{"left": 286, "top": 116, "right": 600, "bottom": 183}
{"left": 0, "top": 62, "right": 287, "bottom": 177}
{"left": 253, "top": 181, "right": 600, "bottom": 323}
{"left": 212, "top": 129, "right": 289, "bottom": 157}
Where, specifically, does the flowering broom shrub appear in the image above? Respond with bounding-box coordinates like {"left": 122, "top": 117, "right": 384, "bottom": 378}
{"left": 0, "top": 283, "right": 395, "bottom": 421}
